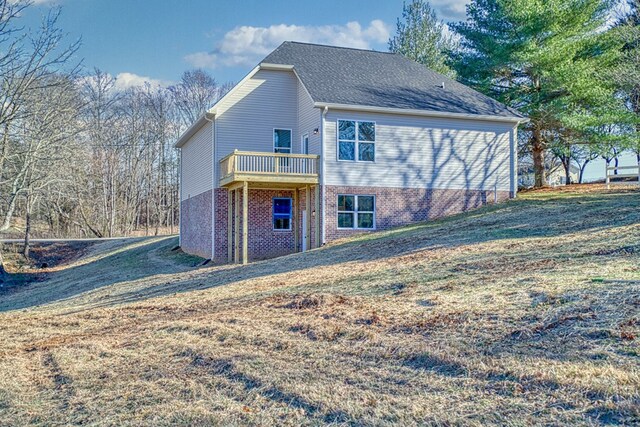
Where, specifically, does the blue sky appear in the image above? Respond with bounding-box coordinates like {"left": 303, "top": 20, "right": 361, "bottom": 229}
{"left": 20, "top": 0, "right": 469, "bottom": 88}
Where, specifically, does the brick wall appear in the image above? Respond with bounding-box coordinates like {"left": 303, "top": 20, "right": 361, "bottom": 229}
{"left": 198, "top": 184, "right": 508, "bottom": 262}
{"left": 212, "top": 189, "right": 293, "bottom": 262}
{"left": 180, "top": 190, "right": 212, "bottom": 259}
{"left": 324, "top": 185, "right": 511, "bottom": 241}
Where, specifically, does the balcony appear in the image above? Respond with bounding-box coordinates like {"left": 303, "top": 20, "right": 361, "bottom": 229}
{"left": 219, "top": 150, "right": 320, "bottom": 188}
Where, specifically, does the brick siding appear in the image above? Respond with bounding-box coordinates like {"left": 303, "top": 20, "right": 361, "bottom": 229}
{"left": 179, "top": 190, "right": 212, "bottom": 259}
{"left": 212, "top": 188, "right": 319, "bottom": 263}
{"left": 182, "top": 185, "right": 510, "bottom": 262}
{"left": 324, "top": 185, "right": 511, "bottom": 241}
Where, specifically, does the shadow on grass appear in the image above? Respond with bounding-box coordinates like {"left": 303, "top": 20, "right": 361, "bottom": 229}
{"left": 0, "top": 236, "right": 202, "bottom": 312}
{"left": 1, "top": 191, "right": 638, "bottom": 312}
{"left": 182, "top": 349, "right": 350, "bottom": 423}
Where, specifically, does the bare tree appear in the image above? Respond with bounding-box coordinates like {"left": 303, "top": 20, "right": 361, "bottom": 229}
{"left": 14, "top": 74, "right": 82, "bottom": 257}
{"left": 571, "top": 145, "right": 599, "bottom": 183}
{"left": 0, "top": 2, "right": 233, "bottom": 245}
{"left": 169, "top": 69, "right": 230, "bottom": 127}
{"left": 0, "top": 2, "right": 80, "bottom": 231}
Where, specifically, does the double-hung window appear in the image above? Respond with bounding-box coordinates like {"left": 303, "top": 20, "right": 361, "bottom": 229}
{"left": 273, "top": 197, "right": 292, "bottom": 230}
{"left": 337, "top": 195, "right": 375, "bottom": 229}
{"left": 338, "top": 120, "right": 375, "bottom": 162}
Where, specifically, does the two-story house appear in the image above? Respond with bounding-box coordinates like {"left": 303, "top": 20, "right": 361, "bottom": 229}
{"left": 176, "top": 42, "right": 526, "bottom": 263}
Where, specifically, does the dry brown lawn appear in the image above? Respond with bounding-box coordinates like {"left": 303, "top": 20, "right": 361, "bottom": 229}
{"left": 0, "top": 185, "right": 638, "bottom": 426}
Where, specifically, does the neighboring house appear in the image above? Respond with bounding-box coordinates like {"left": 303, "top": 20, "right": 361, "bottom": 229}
{"left": 176, "top": 42, "right": 527, "bottom": 263}
{"left": 518, "top": 162, "right": 580, "bottom": 188}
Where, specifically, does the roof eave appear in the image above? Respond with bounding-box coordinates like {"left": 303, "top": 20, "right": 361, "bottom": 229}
{"left": 313, "top": 102, "right": 528, "bottom": 124}
{"left": 174, "top": 112, "right": 215, "bottom": 148}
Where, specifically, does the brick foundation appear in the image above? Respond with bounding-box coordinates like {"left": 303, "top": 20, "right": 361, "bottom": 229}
{"left": 179, "top": 190, "right": 212, "bottom": 259}
{"left": 212, "top": 188, "right": 320, "bottom": 263}
{"left": 324, "top": 185, "right": 511, "bottom": 241}
{"left": 182, "top": 185, "right": 510, "bottom": 262}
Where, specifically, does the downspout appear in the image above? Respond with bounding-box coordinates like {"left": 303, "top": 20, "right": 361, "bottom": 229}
{"left": 178, "top": 147, "right": 182, "bottom": 246}
{"left": 205, "top": 114, "right": 215, "bottom": 260}
{"left": 510, "top": 124, "right": 518, "bottom": 198}
{"left": 321, "top": 106, "right": 328, "bottom": 244}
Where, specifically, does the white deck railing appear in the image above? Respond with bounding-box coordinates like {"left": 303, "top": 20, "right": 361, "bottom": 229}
{"left": 219, "top": 150, "right": 320, "bottom": 182}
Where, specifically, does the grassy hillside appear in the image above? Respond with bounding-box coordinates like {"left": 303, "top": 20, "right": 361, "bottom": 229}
{"left": 0, "top": 186, "right": 638, "bottom": 426}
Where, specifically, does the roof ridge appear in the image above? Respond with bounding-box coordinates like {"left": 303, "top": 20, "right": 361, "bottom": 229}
{"left": 283, "top": 41, "right": 397, "bottom": 55}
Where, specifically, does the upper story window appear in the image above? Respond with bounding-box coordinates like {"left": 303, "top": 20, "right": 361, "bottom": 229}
{"left": 273, "top": 197, "right": 292, "bottom": 230}
{"left": 274, "top": 129, "right": 292, "bottom": 154}
{"left": 338, "top": 120, "right": 375, "bottom": 162}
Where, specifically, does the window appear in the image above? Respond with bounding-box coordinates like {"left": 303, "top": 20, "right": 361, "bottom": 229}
{"left": 274, "top": 129, "right": 292, "bottom": 153}
{"left": 337, "top": 195, "right": 375, "bottom": 229}
{"left": 273, "top": 197, "right": 292, "bottom": 230}
{"left": 337, "top": 120, "right": 375, "bottom": 162}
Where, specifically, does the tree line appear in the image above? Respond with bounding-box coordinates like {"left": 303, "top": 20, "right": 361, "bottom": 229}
{"left": 390, "top": 0, "right": 640, "bottom": 187}
{"left": 0, "top": 0, "right": 230, "bottom": 267}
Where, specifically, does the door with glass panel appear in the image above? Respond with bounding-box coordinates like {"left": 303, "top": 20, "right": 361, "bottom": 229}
{"left": 301, "top": 133, "right": 309, "bottom": 172}
{"left": 273, "top": 129, "right": 291, "bottom": 172}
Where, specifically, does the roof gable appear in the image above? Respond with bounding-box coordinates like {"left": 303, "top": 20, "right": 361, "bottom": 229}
{"left": 262, "top": 42, "right": 524, "bottom": 119}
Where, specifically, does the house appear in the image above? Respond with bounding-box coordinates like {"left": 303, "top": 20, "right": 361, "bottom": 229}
{"left": 176, "top": 42, "right": 527, "bottom": 263}
{"left": 518, "top": 162, "right": 580, "bottom": 188}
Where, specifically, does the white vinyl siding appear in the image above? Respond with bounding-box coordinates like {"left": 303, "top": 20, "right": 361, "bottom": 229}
{"left": 324, "top": 110, "right": 514, "bottom": 191}
{"left": 180, "top": 121, "right": 212, "bottom": 201}
{"left": 214, "top": 69, "right": 299, "bottom": 183}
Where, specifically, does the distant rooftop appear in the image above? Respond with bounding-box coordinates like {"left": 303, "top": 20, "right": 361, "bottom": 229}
{"left": 261, "top": 41, "right": 524, "bottom": 119}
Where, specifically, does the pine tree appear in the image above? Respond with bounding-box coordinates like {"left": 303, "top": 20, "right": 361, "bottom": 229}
{"left": 617, "top": 0, "right": 640, "bottom": 162}
{"left": 389, "top": 0, "right": 456, "bottom": 77}
{"left": 451, "top": 0, "right": 630, "bottom": 187}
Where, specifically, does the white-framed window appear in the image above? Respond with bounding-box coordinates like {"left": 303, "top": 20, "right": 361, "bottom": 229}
{"left": 273, "top": 197, "right": 293, "bottom": 230}
{"left": 274, "top": 129, "right": 292, "bottom": 154}
{"left": 337, "top": 195, "right": 375, "bottom": 229}
{"left": 337, "top": 120, "right": 375, "bottom": 162}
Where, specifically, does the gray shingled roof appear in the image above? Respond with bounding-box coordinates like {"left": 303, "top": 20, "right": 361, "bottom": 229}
{"left": 261, "top": 42, "right": 524, "bottom": 119}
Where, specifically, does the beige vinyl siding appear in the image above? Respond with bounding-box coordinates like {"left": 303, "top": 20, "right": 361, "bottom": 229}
{"left": 180, "top": 121, "right": 213, "bottom": 201}
{"left": 214, "top": 69, "right": 299, "bottom": 180}
{"left": 324, "top": 110, "right": 514, "bottom": 191}
{"left": 297, "top": 80, "right": 320, "bottom": 155}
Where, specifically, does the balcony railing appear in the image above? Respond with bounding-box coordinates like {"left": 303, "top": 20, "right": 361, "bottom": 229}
{"left": 219, "top": 150, "right": 320, "bottom": 186}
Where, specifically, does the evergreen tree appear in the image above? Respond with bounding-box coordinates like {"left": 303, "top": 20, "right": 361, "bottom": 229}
{"left": 451, "top": 0, "right": 630, "bottom": 187}
{"left": 617, "top": 0, "right": 640, "bottom": 162}
{"left": 389, "top": 0, "right": 456, "bottom": 77}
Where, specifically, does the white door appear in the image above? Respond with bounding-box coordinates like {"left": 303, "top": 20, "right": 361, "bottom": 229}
{"left": 302, "top": 210, "right": 308, "bottom": 252}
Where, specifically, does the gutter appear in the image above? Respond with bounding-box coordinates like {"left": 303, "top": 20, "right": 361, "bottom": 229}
{"left": 313, "top": 102, "right": 529, "bottom": 124}
{"left": 175, "top": 112, "right": 215, "bottom": 148}
{"left": 205, "top": 114, "right": 215, "bottom": 260}
{"left": 321, "top": 106, "right": 328, "bottom": 245}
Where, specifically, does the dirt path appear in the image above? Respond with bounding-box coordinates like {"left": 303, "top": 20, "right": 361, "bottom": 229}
{"left": 145, "top": 236, "right": 194, "bottom": 272}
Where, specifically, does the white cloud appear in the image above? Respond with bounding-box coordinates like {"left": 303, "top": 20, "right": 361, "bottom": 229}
{"left": 185, "top": 19, "right": 391, "bottom": 69}
{"left": 430, "top": 0, "right": 470, "bottom": 21}
{"left": 113, "top": 72, "right": 172, "bottom": 91}
{"left": 183, "top": 52, "right": 219, "bottom": 69}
